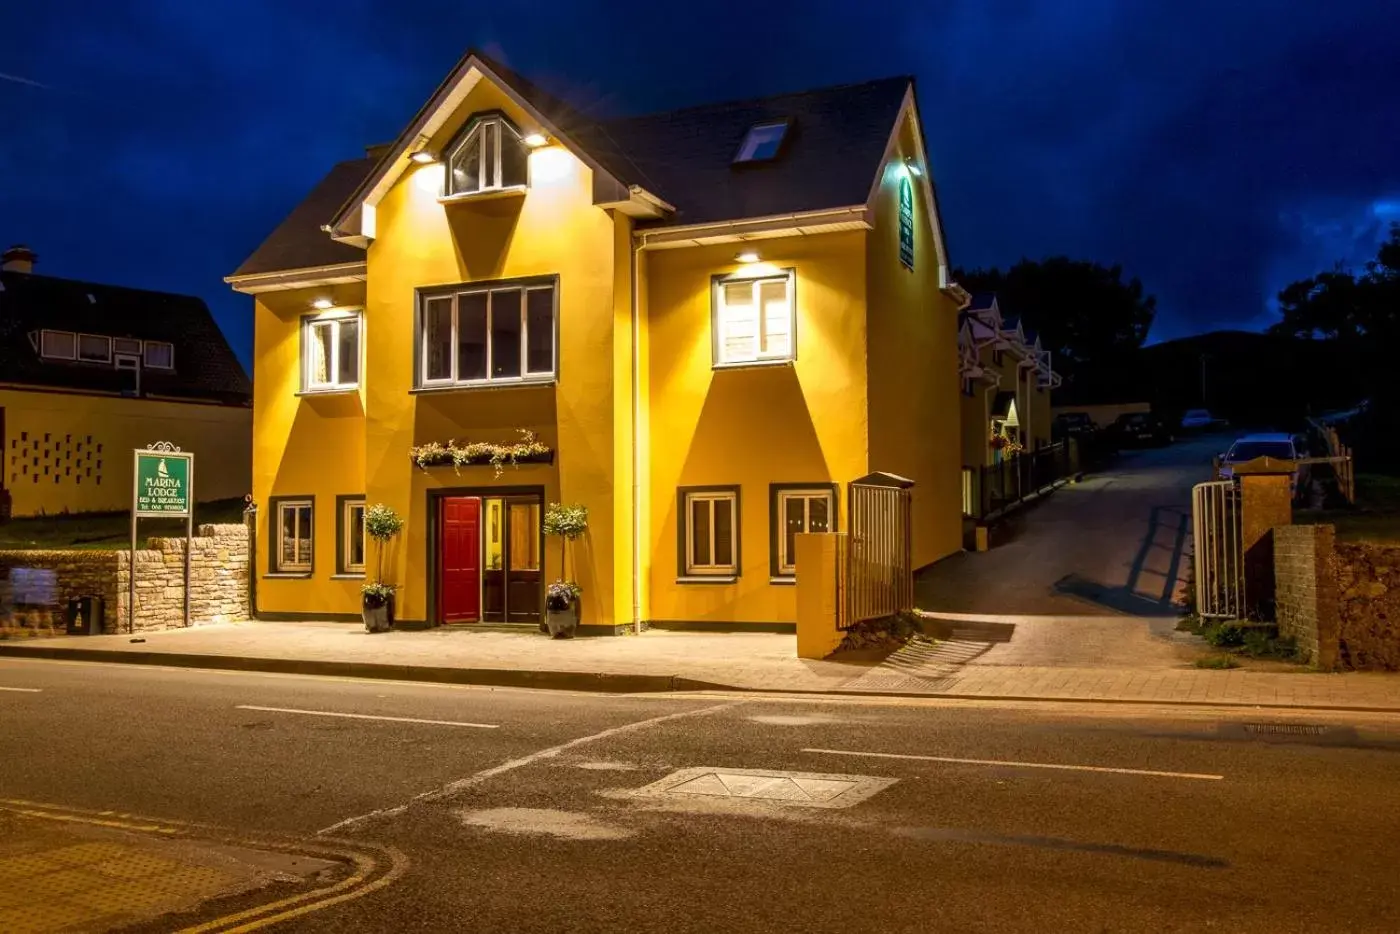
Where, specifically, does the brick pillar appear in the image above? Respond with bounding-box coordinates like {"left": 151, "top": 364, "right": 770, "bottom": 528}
{"left": 1273, "top": 524, "right": 1339, "bottom": 668}
{"left": 1237, "top": 464, "right": 1293, "bottom": 617}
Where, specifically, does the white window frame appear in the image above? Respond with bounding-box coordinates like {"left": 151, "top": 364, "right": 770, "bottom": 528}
{"left": 683, "top": 489, "right": 739, "bottom": 577}
{"left": 77, "top": 333, "right": 112, "bottom": 363}
{"left": 445, "top": 115, "right": 528, "bottom": 197}
{"left": 113, "top": 337, "right": 143, "bottom": 357}
{"left": 417, "top": 281, "right": 557, "bottom": 388}
{"left": 341, "top": 499, "right": 366, "bottom": 575}
{"left": 39, "top": 329, "right": 77, "bottom": 360}
{"left": 301, "top": 311, "right": 362, "bottom": 393}
{"left": 143, "top": 341, "right": 175, "bottom": 369}
{"left": 775, "top": 488, "right": 834, "bottom": 577}
{"left": 712, "top": 270, "right": 796, "bottom": 367}
{"left": 276, "top": 500, "right": 314, "bottom": 573}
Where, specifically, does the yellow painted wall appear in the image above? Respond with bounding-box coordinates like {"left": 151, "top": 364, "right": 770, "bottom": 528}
{"left": 251, "top": 283, "right": 366, "bottom": 616}
{"left": 960, "top": 383, "right": 993, "bottom": 468}
{"left": 645, "top": 233, "right": 869, "bottom": 625}
{"left": 865, "top": 118, "right": 963, "bottom": 569}
{"left": 1, "top": 389, "right": 249, "bottom": 517}
{"left": 1028, "top": 377, "right": 1053, "bottom": 449}
{"left": 361, "top": 77, "right": 624, "bottom": 627}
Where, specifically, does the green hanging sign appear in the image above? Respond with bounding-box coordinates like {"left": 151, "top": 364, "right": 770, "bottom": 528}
{"left": 898, "top": 175, "right": 915, "bottom": 271}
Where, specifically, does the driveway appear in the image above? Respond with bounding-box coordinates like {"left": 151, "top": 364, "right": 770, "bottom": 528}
{"left": 915, "top": 434, "right": 1229, "bottom": 668}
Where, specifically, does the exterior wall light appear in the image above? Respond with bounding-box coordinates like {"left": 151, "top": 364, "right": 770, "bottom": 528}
{"left": 735, "top": 250, "right": 761, "bottom": 264}
{"left": 410, "top": 151, "right": 436, "bottom": 164}
{"left": 523, "top": 133, "right": 548, "bottom": 148}
{"left": 312, "top": 298, "right": 334, "bottom": 310}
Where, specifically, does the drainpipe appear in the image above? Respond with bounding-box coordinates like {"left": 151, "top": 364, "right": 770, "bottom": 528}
{"left": 630, "top": 231, "right": 644, "bottom": 635}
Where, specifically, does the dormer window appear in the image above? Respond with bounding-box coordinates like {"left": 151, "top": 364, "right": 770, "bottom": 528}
{"left": 446, "top": 114, "right": 529, "bottom": 196}
{"left": 39, "top": 330, "right": 76, "bottom": 360}
{"left": 78, "top": 334, "right": 111, "bottom": 363}
{"left": 144, "top": 341, "right": 174, "bottom": 369}
{"left": 734, "top": 120, "right": 789, "bottom": 163}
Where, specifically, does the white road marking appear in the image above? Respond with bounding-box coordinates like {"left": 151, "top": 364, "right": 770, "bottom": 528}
{"left": 236, "top": 705, "right": 498, "bottom": 729}
{"left": 0, "top": 686, "right": 42, "bottom": 693}
{"left": 318, "top": 700, "right": 742, "bottom": 835}
{"left": 803, "top": 748, "right": 1223, "bottom": 781}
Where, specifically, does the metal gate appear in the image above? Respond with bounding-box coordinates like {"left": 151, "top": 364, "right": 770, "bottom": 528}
{"left": 839, "top": 473, "right": 914, "bottom": 628}
{"left": 1191, "top": 480, "right": 1244, "bottom": 618}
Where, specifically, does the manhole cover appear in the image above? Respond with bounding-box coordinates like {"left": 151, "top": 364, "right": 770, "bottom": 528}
{"left": 1244, "top": 723, "right": 1327, "bottom": 736}
{"left": 633, "top": 768, "right": 895, "bottom": 809}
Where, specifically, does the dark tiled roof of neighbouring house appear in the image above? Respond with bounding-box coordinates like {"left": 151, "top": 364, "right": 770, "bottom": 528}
{"left": 231, "top": 158, "right": 376, "bottom": 278}
{"left": 0, "top": 270, "right": 251, "bottom": 404}
{"left": 600, "top": 75, "right": 911, "bottom": 229}
{"left": 235, "top": 57, "right": 914, "bottom": 277}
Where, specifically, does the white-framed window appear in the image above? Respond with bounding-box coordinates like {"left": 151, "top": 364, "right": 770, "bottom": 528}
{"left": 340, "top": 498, "right": 366, "bottom": 575}
{"left": 302, "top": 312, "right": 361, "bottom": 392}
{"left": 772, "top": 486, "right": 834, "bottom": 577}
{"left": 681, "top": 488, "right": 739, "bottom": 577}
{"left": 446, "top": 114, "right": 529, "bottom": 196}
{"left": 78, "top": 334, "right": 111, "bottom": 363}
{"left": 144, "top": 341, "right": 174, "bottom": 369}
{"left": 276, "top": 499, "right": 314, "bottom": 573}
{"left": 113, "top": 337, "right": 143, "bottom": 357}
{"left": 418, "top": 280, "right": 556, "bottom": 387}
{"left": 713, "top": 271, "right": 795, "bottom": 367}
{"left": 734, "top": 120, "right": 790, "bottom": 163}
{"left": 39, "top": 330, "right": 77, "bottom": 360}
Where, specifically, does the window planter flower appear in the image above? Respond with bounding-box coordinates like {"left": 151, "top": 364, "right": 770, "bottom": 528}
{"left": 409, "top": 430, "right": 553, "bottom": 478}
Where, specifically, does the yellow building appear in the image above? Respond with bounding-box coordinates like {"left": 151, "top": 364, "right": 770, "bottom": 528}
{"left": 0, "top": 245, "right": 251, "bottom": 518}
{"left": 228, "top": 51, "right": 967, "bottom": 632}
{"left": 957, "top": 293, "right": 1059, "bottom": 469}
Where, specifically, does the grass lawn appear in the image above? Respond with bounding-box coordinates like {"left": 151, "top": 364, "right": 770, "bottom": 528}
{"left": 0, "top": 498, "right": 246, "bottom": 551}
{"left": 1298, "top": 473, "right": 1400, "bottom": 544}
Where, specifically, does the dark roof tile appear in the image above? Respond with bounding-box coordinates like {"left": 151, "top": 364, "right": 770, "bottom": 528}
{"left": 232, "top": 158, "right": 374, "bottom": 278}
{"left": 0, "top": 271, "right": 250, "bottom": 404}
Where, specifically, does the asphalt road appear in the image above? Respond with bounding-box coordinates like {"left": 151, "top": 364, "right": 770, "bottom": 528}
{"left": 4, "top": 658, "right": 1400, "bottom": 932}
{"left": 919, "top": 433, "right": 1232, "bottom": 618}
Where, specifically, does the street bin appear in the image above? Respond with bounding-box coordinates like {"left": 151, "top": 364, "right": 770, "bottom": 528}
{"left": 65, "top": 596, "right": 104, "bottom": 635}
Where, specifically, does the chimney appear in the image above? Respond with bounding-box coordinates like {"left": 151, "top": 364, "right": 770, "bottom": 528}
{"left": 1, "top": 245, "right": 36, "bottom": 274}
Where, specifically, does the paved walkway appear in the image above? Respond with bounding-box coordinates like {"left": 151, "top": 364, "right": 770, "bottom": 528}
{"left": 5, "top": 621, "right": 1400, "bottom": 712}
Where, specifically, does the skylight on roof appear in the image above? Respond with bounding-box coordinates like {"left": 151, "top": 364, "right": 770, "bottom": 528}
{"left": 734, "top": 120, "right": 789, "bottom": 163}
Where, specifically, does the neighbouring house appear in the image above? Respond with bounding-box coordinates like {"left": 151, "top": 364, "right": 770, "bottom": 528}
{"left": 957, "top": 293, "right": 1058, "bottom": 468}
{"left": 0, "top": 245, "right": 251, "bottom": 518}
{"left": 227, "top": 50, "right": 966, "bottom": 632}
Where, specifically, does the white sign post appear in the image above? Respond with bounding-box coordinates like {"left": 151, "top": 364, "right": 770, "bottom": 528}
{"left": 130, "top": 442, "right": 194, "bottom": 632}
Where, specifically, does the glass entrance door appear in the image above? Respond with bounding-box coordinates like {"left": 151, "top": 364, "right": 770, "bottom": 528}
{"left": 479, "top": 495, "right": 541, "bottom": 623}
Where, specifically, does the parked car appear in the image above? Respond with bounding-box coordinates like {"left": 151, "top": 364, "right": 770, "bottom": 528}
{"left": 1217, "top": 433, "right": 1304, "bottom": 497}
{"left": 1052, "top": 411, "right": 1098, "bottom": 442}
{"left": 1180, "top": 408, "right": 1225, "bottom": 432}
{"left": 1107, "top": 412, "right": 1175, "bottom": 447}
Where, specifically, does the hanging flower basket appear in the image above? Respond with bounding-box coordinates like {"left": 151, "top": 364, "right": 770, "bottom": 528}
{"left": 410, "top": 430, "right": 553, "bottom": 478}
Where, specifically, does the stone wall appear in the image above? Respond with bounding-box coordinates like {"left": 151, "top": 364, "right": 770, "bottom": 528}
{"left": 0, "top": 523, "right": 249, "bottom": 635}
{"left": 1333, "top": 540, "right": 1400, "bottom": 671}
{"left": 1273, "top": 524, "right": 1339, "bottom": 669}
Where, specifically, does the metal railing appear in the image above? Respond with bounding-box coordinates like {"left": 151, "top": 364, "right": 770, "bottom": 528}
{"left": 961, "top": 441, "right": 1075, "bottom": 520}
{"left": 1191, "top": 479, "right": 1244, "bottom": 619}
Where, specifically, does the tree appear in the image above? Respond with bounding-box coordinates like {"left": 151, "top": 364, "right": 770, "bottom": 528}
{"left": 1269, "top": 224, "right": 1400, "bottom": 344}
{"left": 954, "top": 257, "right": 1156, "bottom": 383}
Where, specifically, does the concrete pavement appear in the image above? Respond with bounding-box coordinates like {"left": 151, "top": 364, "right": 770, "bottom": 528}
{"left": 5, "top": 660, "right": 1400, "bottom": 932}
{"left": 5, "top": 619, "right": 1400, "bottom": 711}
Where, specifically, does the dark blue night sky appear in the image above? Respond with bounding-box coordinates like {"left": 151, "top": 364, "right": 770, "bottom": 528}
{"left": 3, "top": 1, "right": 1399, "bottom": 368}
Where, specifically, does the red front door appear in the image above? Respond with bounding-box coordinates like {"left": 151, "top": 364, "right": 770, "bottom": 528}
{"left": 440, "top": 497, "right": 481, "bottom": 623}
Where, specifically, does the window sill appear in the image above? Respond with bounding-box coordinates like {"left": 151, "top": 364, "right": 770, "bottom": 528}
{"left": 438, "top": 186, "right": 527, "bottom": 205}
{"left": 411, "top": 378, "right": 556, "bottom": 395}
{"left": 331, "top": 573, "right": 366, "bottom": 581}
{"left": 296, "top": 387, "right": 360, "bottom": 398}
{"left": 712, "top": 358, "right": 795, "bottom": 372}
{"left": 769, "top": 576, "right": 796, "bottom": 586}
{"left": 264, "top": 572, "right": 312, "bottom": 580}
{"left": 676, "top": 575, "right": 739, "bottom": 585}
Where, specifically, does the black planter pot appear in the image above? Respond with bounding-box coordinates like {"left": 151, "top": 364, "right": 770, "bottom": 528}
{"left": 362, "top": 592, "right": 395, "bottom": 633}
{"left": 545, "top": 597, "right": 580, "bottom": 639}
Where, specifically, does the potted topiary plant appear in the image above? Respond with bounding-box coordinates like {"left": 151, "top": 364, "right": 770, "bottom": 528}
{"left": 542, "top": 502, "right": 588, "bottom": 637}
{"left": 361, "top": 503, "right": 405, "bottom": 633}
